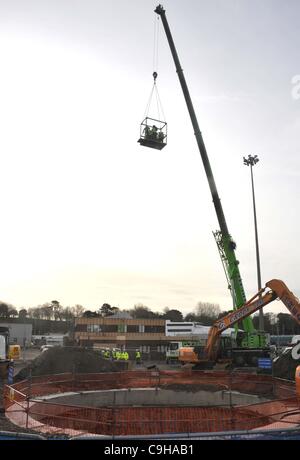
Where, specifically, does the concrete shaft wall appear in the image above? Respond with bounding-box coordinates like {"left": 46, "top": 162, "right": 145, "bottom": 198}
{"left": 43, "top": 387, "right": 268, "bottom": 407}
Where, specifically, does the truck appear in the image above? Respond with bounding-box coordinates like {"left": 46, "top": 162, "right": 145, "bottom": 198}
{"left": 166, "top": 339, "right": 206, "bottom": 364}
{"left": 179, "top": 279, "right": 300, "bottom": 368}
{"left": 166, "top": 327, "right": 238, "bottom": 363}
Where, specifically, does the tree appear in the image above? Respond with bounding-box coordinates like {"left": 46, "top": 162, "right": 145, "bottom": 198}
{"left": 82, "top": 310, "right": 99, "bottom": 318}
{"left": 27, "top": 306, "right": 43, "bottom": 320}
{"left": 163, "top": 308, "right": 183, "bottom": 322}
{"left": 99, "top": 303, "right": 119, "bottom": 317}
{"left": 51, "top": 300, "right": 63, "bottom": 321}
{"left": 61, "top": 307, "right": 74, "bottom": 321}
{"left": 277, "top": 312, "right": 300, "bottom": 335}
{"left": 0, "top": 303, "right": 9, "bottom": 318}
{"left": 184, "top": 312, "right": 198, "bottom": 322}
{"left": 253, "top": 312, "right": 278, "bottom": 334}
{"left": 7, "top": 308, "right": 18, "bottom": 318}
{"left": 184, "top": 301, "right": 221, "bottom": 326}
{"left": 19, "top": 309, "right": 28, "bottom": 320}
{"left": 130, "top": 304, "right": 158, "bottom": 319}
{"left": 72, "top": 305, "right": 85, "bottom": 318}
{"left": 40, "top": 303, "right": 53, "bottom": 321}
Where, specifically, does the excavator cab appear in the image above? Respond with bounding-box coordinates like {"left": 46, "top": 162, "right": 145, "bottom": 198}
{"left": 138, "top": 117, "right": 167, "bottom": 150}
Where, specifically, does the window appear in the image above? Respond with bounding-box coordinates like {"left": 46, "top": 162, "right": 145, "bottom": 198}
{"left": 157, "top": 345, "right": 167, "bottom": 352}
{"left": 101, "top": 324, "right": 118, "bottom": 333}
{"left": 127, "top": 325, "right": 139, "bottom": 333}
{"left": 144, "top": 325, "right": 165, "bottom": 333}
{"left": 75, "top": 324, "right": 87, "bottom": 332}
{"left": 166, "top": 328, "right": 193, "bottom": 333}
{"left": 87, "top": 324, "right": 101, "bottom": 333}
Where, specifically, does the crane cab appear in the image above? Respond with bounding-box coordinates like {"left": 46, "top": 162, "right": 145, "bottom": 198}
{"left": 138, "top": 117, "right": 167, "bottom": 150}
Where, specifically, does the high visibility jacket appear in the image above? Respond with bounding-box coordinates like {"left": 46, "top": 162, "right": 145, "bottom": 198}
{"left": 124, "top": 352, "right": 129, "bottom": 361}
{"left": 136, "top": 351, "right": 141, "bottom": 359}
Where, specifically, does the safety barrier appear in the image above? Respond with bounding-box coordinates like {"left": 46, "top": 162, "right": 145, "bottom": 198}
{"left": 3, "top": 370, "right": 299, "bottom": 437}
{"left": 0, "top": 430, "right": 46, "bottom": 440}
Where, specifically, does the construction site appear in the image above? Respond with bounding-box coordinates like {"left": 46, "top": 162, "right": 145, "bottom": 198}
{"left": 0, "top": 345, "right": 300, "bottom": 440}
{"left": 1, "top": 1, "right": 300, "bottom": 443}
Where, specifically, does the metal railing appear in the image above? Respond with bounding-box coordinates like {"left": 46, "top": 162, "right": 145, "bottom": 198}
{"left": 3, "top": 370, "right": 299, "bottom": 437}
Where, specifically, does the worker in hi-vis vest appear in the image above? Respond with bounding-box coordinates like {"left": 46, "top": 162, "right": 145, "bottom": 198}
{"left": 135, "top": 349, "right": 141, "bottom": 364}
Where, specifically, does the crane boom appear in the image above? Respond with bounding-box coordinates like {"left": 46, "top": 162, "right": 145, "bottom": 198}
{"left": 154, "top": 4, "right": 257, "bottom": 335}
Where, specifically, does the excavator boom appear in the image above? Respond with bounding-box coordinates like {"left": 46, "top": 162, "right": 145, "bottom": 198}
{"left": 205, "top": 279, "right": 300, "bottom": 360}
{"left": 266, "top": 280, "right": 300, "bottom": 324}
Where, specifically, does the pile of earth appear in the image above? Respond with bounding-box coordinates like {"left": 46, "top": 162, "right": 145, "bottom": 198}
{"left": 15, "top": 347, "right": 126, "bottom": 381}
{"left": 273, "top": 349, "right": 299, "bottom": 381}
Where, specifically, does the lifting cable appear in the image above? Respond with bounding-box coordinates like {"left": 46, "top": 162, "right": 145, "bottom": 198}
{"left": 143, "top": 15, "right": 166, "bottom": 122}
{"left": 152, "top": 14, "right": 159, "bottom": 75}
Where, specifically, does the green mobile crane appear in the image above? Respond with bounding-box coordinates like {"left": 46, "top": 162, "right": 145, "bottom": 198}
{"left": 155, "top": 5, "right": 268, "bottom": 358}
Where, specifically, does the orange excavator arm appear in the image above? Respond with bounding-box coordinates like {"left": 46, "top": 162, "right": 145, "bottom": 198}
{"left": 205, "top": 279, "right": 300, "bottom": 360}
{"left": 266, "top": 279, "right": 300, "bottom": 324}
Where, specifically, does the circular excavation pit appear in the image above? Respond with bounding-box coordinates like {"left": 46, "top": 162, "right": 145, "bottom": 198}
{"left": 4, "top": 370, "right": 300, "bottom": 437}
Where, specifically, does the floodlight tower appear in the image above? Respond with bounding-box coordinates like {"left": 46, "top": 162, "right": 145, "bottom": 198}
{"left": 243, "top": 154, "right": 264, "bottom": 331}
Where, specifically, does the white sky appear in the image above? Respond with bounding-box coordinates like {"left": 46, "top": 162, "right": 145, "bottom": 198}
{"left": 0, "top": 0, "right": 299, "bottom": 315}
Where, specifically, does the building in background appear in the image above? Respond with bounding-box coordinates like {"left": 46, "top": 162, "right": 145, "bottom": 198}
{"left": 74, "top": 317, "right": 167, "bottom": 353}
{"left": 165, "top": 320, "right": 211, "bottom": 336}
{"left": 165, "top": 320, "right": 238, "bottom": 338}
{"left": 74, "top": 317, "right": 240, "bottom": 358}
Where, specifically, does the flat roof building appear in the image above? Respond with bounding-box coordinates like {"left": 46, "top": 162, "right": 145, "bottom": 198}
{"left": 74, "top": 317, "right": 169, "bottom": 352}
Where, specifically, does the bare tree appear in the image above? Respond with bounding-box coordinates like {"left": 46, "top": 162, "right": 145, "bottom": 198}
{"left": 27, "top": 307, "right": 42, "bottom": 319}
{"left": 40, "top": 303, "right": 53, "bottom": 320}
{"left": 184, "top": 301, "right": 221, "bottom": 325}
{"left": 61, "top": 307, "right": 74, "bottom": 321}
{"left": 195, "top": 302, "right": 221, "bottom": 318}
{"left": 72, "top": 305, "right": 85, "bottom": 318}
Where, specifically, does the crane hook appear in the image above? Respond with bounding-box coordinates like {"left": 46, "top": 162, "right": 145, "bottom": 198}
{"left": 153, "top": 71, "right": 158, "bottom": 82}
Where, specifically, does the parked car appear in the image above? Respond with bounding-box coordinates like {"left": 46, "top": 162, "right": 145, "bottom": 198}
{"left": 40, "top": 344, "right": 55, "bottom": 353}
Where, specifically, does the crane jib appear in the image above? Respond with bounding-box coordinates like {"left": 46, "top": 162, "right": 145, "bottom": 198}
{"left": 155, "top": 4, "right": 251, "bottom": 312}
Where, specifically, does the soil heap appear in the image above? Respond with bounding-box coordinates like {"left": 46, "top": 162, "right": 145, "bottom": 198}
{"left": 15, "top": 347, "right": 125, "bottom": 381}
{"left": 273, "top": 349, "right": 299, "bottom": 381}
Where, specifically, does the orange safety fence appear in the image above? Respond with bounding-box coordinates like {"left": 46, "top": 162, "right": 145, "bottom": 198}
{"left": 3, "top": 370, "right": 299, "bottom": 437}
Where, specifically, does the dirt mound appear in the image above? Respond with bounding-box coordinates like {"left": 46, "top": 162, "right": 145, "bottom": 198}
{"left": 15, "top": 347, "right": 124, "bottom": 381}
{"left": 273, "top": 349, "right": 299, "bottom": 381}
